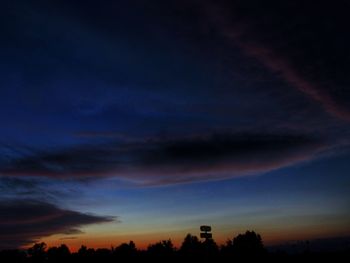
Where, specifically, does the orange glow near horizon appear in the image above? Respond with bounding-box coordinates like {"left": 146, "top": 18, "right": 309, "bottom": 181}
{"left": 29, "top": 223, "right": 350, "bottom": 252}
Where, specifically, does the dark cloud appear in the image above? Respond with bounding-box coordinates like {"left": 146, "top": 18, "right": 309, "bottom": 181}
{"left": 202, "top": 0, "right": 350, "bottom": 121}
{"left": 0, "top": 133, "right": 326, "bottom": 184}
{"left": 0, "top": 199, "right": 115, "bottom": 249}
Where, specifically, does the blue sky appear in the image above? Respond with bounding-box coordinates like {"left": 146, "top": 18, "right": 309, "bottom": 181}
{"left": 0, "top": 0, "right": 349, "bottom": 249}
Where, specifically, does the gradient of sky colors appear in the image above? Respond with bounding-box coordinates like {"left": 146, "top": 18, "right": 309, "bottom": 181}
{"left": 0, "top": 0, "right": 350, "bottom": 250}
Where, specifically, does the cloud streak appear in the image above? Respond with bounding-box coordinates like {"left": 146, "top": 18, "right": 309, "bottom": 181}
{"left": 0, "top": 199, "right": 115, "bottom": 249}
{"left": 0, "top": 133, "right": 326, "bottom": 184}
{"left": 202, "top": 0, "right": 350, "bottom": 121}
{"left": 236, "top": 43, "right": 350, "bottom": 121}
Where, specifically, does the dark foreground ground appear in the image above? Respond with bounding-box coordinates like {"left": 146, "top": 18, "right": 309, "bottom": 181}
{"left": 1, "top": 249, "right": 350, "bottom": 263}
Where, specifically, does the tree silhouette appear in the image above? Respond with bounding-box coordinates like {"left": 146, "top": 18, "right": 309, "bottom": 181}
{"left": 27, "top": 242, "right": 47, "bottom": 263}
{"left": 230, "top": 230, "right": 266, "bottom": 258}
{"left": 114, "top": 241, "right": 137, "bottom": 259}
{"left": 180, "top": 233, "right": 203, "bottom": 261}
{"left": 0, "top": 249, "right": 26, "bottom": 263}
{"left": 147, "top": 239, "right": 175, "bottom": 258}
{"left": 94, "top": 248, "right": 111, "bottom": 262}
{"left": 179, "top": 233, "right": 219, "bottom": 261}
{"left": 77, "top": 245, "right": 95, "bottom": 263}
{"left": 77, "top": 245, "right": 88, "bottom": 257}
{"left": 47, "top": 244, "right": 70, "bottom": 263}
{"left": 0, "top": 230, "right": 348, "bottom": 262}
{"left": 180, "top": 233, "right": 202, "bottom": 256}
{"left": 202, "top": 237, "right": 219, "bottom": 256}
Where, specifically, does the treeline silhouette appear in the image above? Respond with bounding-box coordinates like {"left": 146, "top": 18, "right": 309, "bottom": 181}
{"left": 0, "top": 231, "right": 349, "bottom": 263}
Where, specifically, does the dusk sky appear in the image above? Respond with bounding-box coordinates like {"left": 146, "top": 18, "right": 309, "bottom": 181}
{"left": 1, "top": 0, "right": 350, "bottom": 250}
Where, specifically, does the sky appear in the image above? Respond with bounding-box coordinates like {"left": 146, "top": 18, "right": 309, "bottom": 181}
{"left": 0, "top": 0, "right": 350, "bottom": 250}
